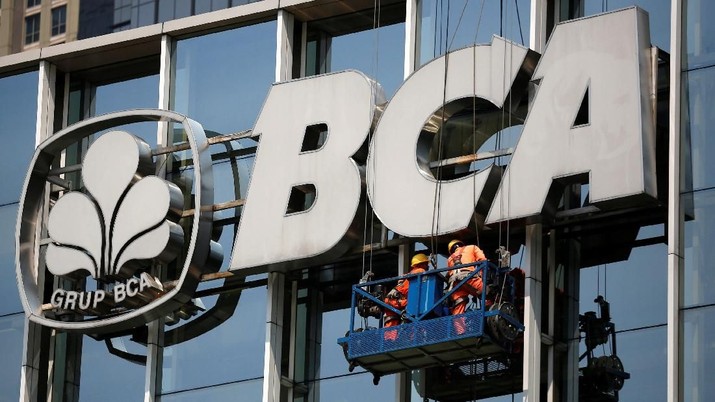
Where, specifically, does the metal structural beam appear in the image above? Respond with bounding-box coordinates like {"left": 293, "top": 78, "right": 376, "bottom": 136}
{"left": 523, "top": 223, "right": 543, "bottom": 402}
{"left": 667, "top": 0, "right": 683, "bottom": 401}
{"left": 263, "top": 272, "right": 286, "bottom": 402}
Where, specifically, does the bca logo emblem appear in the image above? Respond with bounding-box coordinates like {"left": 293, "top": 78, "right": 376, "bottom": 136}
{"left": 16, "top": 110, "right": 221, "bottom": 334}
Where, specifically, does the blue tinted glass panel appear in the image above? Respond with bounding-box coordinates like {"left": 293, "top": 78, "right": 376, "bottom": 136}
{"left": 683, "top": 189, "right": 715, "bottom": 307}
{"left": 607, "top": 326, "right": 666, "bottom": 401}
{"left": 583, "top": 1, "right": 670, "bottom": 51}
{"left": 684, "top": 0, "right": 715, "bottom": 69}
{"left": 162, "top": 286, "right": 267, "bottom": 393}
{"left": 0, "top": 313, "right": 24, "bottom": 402}
{"left": 684, "top": 306, "right": 715, "bottom": 402}
{"left": 0, "top": 205, "right": 21, "bottom": 315}
{"left": 330, "top": 23, "right": 405, "bottom": 99}
{"left": 0, "top": 71, "right": 38, "bottom": 205}
{"left": 78, "top": 335, "right": 145, "bottom": 401}
{"left": 212, "top": 154, "right": 254, "bottom": 205}
{"left": 682, "top": 67, "right": 715, "bottom": 193}
{"left": 314, "top": 372, "right": 395, "bottom": 401}
{"left": 580, "top": 239, "right": 667, "bottom": 330}
{"left": 162, "top": 378, "right": 262, "bottom": 401}
{"left": 320, "top": 308, "right": 369, "bottom": 378}
{"left": 419, "top": 0, "right": 530, "bottom": 66}
{"left": 173, "top": 21, "right": 276, "bottom": 135}
{"left": 94, "top": 75, "right": 160, "bottom": 146}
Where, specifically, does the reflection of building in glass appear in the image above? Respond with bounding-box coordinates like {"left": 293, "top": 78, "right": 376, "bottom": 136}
{"left": 0, "top": 0, "right": 258, "bottom": 56}
{"left": 0, "top": 1, "right": 713, "bottom": 401}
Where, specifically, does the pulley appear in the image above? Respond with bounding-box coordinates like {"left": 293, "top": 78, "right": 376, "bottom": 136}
{"left": 487, "top": 301, "right": 519, "bottom": 342}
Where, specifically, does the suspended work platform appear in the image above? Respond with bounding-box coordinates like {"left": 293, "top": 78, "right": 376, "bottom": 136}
{"left": 337, "top": 261, "right": 524, "bottom": 381}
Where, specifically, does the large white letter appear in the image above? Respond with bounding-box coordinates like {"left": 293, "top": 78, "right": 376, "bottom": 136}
{"left": 486, "top": 8, "right": 657, "bottom": 224}
{"left": 231, "top": 71, "right": 384, "bottom": 269}
{"left": 368, "top": 37, "right": 537, "bottom": 237}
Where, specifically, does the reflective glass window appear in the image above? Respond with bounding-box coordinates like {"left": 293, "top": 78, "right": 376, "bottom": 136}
{"left": 607, "top": 326, "right": 666, "bottom": 401}
{"left": 683, "top": 189, "right": 715, "bottom": 307}
{"left": 195, "top": 0, "right": 230, "bottom": 15}
{"left": 682, "top": 67, "right": 715, "bottom": 193}
{"left": 330, "top": 22, "right": 405, "bottom": 99}
{"left": 0, "top": 71, "right": 38, "bottom": 205}
{"left": 683, "top": 306, "right": 715, "bottom": 402}
{"left": 172, "top": 20, "right": 276, "bottom": 135}
{"left": 418, "top": 0, "right": 530, "bottom": 66}
{"left": 25, "top": 13, "right": 40, "bottom": 44}
{"left": 162, "top": 286, "right": 267, "bottom": 393}
{"left": 78, "top": 335, "right": 145, "bottom": 401}
{"left": 212, "top": 155, "right": 255, "bottom": 269}
{"left": 684, "top": 0, "right": 715, "bottom": 69}
{"left": 320, "top": 308, "right": 365, "bottom": 378}
{"left": 52, "top": 5, "right": 67, "bottom": 36}
{"left": 580, "top": 228, "right": 667, "bottom": 330}
{"left": 0, "top": 205, "right": 21, "bottom": 315}
{"left": 93, "top": 74, "right": 160, "bottom": 146}
{"left": 162, "top": 378, "right": 262, "bottom": 401}
{"left": 582, "top": 0, "right": 670, "bottom": 51}
{"left": 311, "top": 373, "right": 395, "bottom": 401}
{"left": 0, "top": 313, "right": 23, "bottom": 402}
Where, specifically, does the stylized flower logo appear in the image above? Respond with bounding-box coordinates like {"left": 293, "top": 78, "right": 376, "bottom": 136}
{"left": 45, "top": 130, "right": 184, "bottom": 280}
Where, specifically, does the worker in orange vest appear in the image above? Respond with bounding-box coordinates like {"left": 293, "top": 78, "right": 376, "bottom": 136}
{"left": 383, "top": 253, "right": 429, "bottom": 340}
{"left": 446, "top": 240, "right": 488, "bottom": 334}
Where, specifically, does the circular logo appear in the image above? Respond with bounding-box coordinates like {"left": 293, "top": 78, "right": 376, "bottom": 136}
{"left": 16, "top": 109, "right": 220, "bottom": 334}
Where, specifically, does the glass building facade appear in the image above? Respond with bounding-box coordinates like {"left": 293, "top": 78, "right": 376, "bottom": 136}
{"left": 0, "top": 0, "right": 707, "bottom": 401}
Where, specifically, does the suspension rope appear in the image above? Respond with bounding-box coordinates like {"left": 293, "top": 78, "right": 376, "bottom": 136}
{"left": 429, "top": 0, "right": 451, "bottom": 257}
{"left": 471, "top": 0, "right": 486, "bottom": 248}
{"left": 514, "top": 0, "right": 525, "bottom": 46}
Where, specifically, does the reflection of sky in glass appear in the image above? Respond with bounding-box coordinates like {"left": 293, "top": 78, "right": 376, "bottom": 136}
{"left": 173, "top": 21, "right": 276, "bottom": 135}
{"left": 331, "top": 23, "right": 405, "bottom": 99}
{"left": 684, "top": 189, "right": 715, "bottom": 307}
{"left": 94, "top": 75, "right": 160, "bottom": 146}
{"left": 683, "top": 68, "right": 715, "bottom": 193}
{"left": 0, "top": 204, "right": 21, "bottom": 315}
{"left": 419, "top": 0, "right": 530, "bottom": 66}
{"left": 580, "top": 242, "right": 666, "bottom": 330}
{"left": 79, "top": 335, "right": 145, "bottom": 401}
{"left": 317, "top": 373, "right": 396, "bottom": 402}
{"left": 0, "top": 71, "right": 38, "bottom": 205}
{"left": 683, "top": 306, "right": 715, "bottom": 402}
{"left": 162, "top": 378, "right": 262, "bottom": 401}
{"left": 612, "top": 326, "right": 666, "bottom": 402}
{"left": 322, "top": 308, "right": 370, "bottom": 378}
{"left": 0, "top": 314, "right": 23, "bottom": 402}
{"left": 162, "top": 286, "right": 267, "bottom": 393}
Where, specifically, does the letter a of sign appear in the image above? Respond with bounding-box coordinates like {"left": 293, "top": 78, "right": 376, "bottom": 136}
{"left": 486, "top": 8, "right": 657, "bottom": 223}
{"left": 231, "top": 71, "right": 384, "bottom": 269}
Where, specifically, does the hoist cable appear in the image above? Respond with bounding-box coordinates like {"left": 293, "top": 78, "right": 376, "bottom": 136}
{"left": 429, "top": 0, "right": 451, "bottom": 256}
{"left": 470, "top": 0, "right": 486, "bottom": 249}
{"left": 514, "top": 0, "right": 525, "bottom": 46}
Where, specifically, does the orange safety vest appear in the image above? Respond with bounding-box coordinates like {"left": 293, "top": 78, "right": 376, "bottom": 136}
{"left": 447, "top": 244, "right": 486, "bottom": 270}
{"left": 385, "top": 266, "right": 426, "bottom": 310}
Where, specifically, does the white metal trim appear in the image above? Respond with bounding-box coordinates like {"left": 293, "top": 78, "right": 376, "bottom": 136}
{"left": 667, "top": 0, "right": 683, "bottom": 401}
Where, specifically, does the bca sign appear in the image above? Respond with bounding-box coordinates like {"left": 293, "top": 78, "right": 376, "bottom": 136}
{"left": 16, "top": 8, "right": 655, "bottom": 333}
{"left": 231, "top": 7, "right": 656, "bottom": 269}
{"left": 17, "top": 110, "right": 221, "bottom": 333}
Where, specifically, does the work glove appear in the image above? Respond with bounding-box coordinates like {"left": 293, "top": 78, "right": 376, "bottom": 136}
{"left": 387, "top": 288, "right": 400, "bottom": 299}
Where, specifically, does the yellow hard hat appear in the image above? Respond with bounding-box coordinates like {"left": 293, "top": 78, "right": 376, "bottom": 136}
{"left": 411, "top": 253, "right": 429, "bottom": 267}
{"left": 448, "top": 239, "right": 464, "bottom": 253}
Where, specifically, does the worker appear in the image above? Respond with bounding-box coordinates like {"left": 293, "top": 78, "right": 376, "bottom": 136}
{"left": 383, "top": 253, "right": 430, "bottom": 340}
{"left": 446, "top": 240, "right": 487, "bottom": 334}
